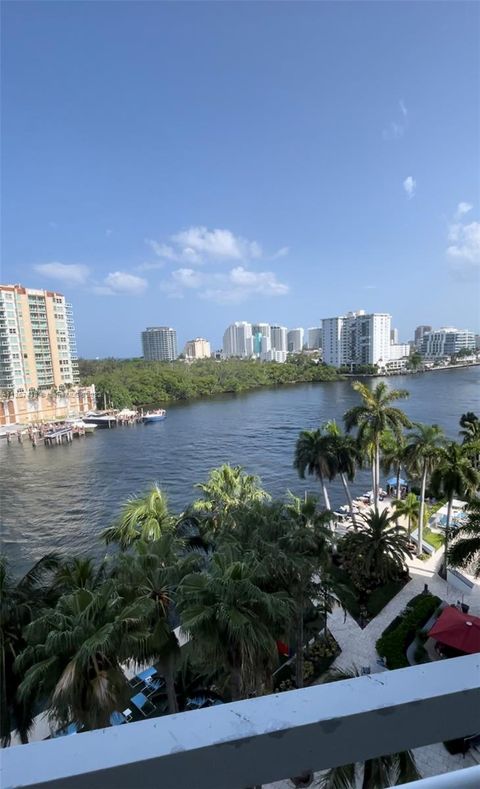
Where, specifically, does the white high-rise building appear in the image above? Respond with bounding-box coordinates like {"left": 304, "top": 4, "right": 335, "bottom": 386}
{"left": 390, "top": 328, "right": 399, "bottom": 344}
{"left": 307, "top": 327, "right": 322, "bottom": 350}
{"left": 322, "top": 310, "right": 391, "bottom": 368}
{"left": 223, "top": 322, "right": 253, "bottom": 358}
{"left": 389, "top": 342, "right": 411, "bottom": 360}
{"left": 420, "top": 328, "right": 475, "bottom": 358}
{"left": 142, "top": 327, "right": 178, "bottom": 361}
{"left": 287, "top": 328, "right": 304, "bottom": 353}
{"left": 269, "top": 325, "right": 288, "bottom": 363}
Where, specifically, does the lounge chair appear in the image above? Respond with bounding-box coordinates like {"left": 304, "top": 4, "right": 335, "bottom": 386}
{"left": 130, "top": 666, "right": 157, "bottom": 688}
{"left": 109, "top": 711, "right": 128, "bottom": 726}
{"left": 130, "top": 692, "right": 156, "bottom": 717}
{"left": 144, "top": 676, "right": 166, "bottom": 697}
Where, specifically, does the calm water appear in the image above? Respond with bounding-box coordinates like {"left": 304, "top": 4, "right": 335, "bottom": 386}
{"left": 2, "top": 367, "right": 479, "bottom": 575}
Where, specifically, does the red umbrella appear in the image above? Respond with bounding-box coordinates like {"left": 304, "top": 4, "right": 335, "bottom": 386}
{"left": 428, "top": 606, "right": 480, "bottom": 654}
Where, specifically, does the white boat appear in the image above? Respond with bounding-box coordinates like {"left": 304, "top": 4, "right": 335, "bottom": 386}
{"left": 142, "top": 409, "right": 167, "bottom": 424}
{"left": 83, "top": 413, "right": 117, "bottom": 428}
{"left": 67, "top": 419, "right": 97, "bottom": 434}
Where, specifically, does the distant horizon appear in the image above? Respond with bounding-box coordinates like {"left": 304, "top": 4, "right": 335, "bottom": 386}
{"left": 3, "top": 2, "right": 479, "bottom": 356}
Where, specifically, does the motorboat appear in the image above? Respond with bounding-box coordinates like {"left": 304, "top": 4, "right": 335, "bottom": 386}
{"left": 142, "top": 409, "right": 167, "bottom": 424}
{"left": 83, "top": 412, "right": 117, "bottom": 428}
{"left": 67, "top": 419, "right": 97, "bottom": 434}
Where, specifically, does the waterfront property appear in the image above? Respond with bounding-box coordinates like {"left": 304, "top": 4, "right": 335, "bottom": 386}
{"left": 0, "top": 385, "right": 96, "bottom": 426}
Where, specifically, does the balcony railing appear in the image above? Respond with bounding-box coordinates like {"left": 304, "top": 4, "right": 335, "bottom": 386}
{"left": 2, "top": 654, "right": 479, "bottom": 789}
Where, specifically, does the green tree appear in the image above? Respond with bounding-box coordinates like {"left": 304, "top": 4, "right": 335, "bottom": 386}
{"left": 0, "top": 555, "right": 59, "bottom": 745}
{"left": 380, "top": 429, "right": 407, "bottom": 501}
{"left": 448, "top": 499, "right": 480, "bottom": 578}
{"left": 407, "top": 351, "right": 423, "bottom": 371}
{"left": 16, "top": 581, "right": 150, "bottom": 732}
{"left": 403, "top": 423, "right": 445, "bottom": 557}
{"left": 293, "top": 428, "right": 335, "bottom": 510}
{"left": 460, "top": 412, "right": 480, "bottom": 469}
{"left": 325, "top": 420, "right": 362, "bottom": 527}
{"left": 431, "top": 442, "right": 480, "bottom": 579}
{"left": 392, "top": 492, "right": 419, "bottom": 539}
{"left": 176, "top": 553, "right": 292, "bottom": 700}
{"left": 340, "top": 509, "right": 412, "bottom": 591}
{"left": 344, "top": 381, "right": 411, "bottom": 508}
{"left": 54, "top": 557, "right": 107, "bottom": 593}
{"left": 103, "top": 485, "right": 175, "bottom": 548}
{"left": 193, "top": 465, "right": 270, "bottom": 530}
{"left": 318, "top": 667, "right": 421, "bottom": 789}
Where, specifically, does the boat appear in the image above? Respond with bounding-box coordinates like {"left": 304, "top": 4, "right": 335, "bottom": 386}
{"left": 142, "top": 409, "right": 167, "bottom": 424}
{"left": 66, "top": 419, "right": 97, "bottom": 434}
{"left": 83, "top": 413, "right": 117, "bottom": 428}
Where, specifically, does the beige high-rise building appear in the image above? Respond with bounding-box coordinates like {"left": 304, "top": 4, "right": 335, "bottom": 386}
{"left": 0, "top": 284, "right": 79, "bottom": 395}
{"left": 184, "top": 338, "right": 211, "bottom": 359}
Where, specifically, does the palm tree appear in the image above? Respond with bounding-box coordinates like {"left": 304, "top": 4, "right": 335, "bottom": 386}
{"left": 176, "top": 552, "right": 292, "bottom": 700}
{"left": 54, "top": 557, "right": 107, "bottom": 593}
{"left": 392, "top": 492, "right": 419, "bottom": 540}
{"left": 341, "top": 509, "right": 412, "bottom": 591}
{"left": 114, "top": 535, "right": 192, "bottom": 714}
{"left": 103, "top": 484, "right": 175, "bottom": 548}
{"left": 294, "top": 428, "right": 335, "bottom": 510}
{"left": 324, "top": 420, "right": 362, "bottom": 527}
{"left": 16, "top": 580, "right": 150, "bottom": 732}
{"left": 431, "top": 442, "right": 480, "bottom": 579}
{"left": 318, "top": 667, "right": 421, "bottom": 788}
{"left": 344, "top": 381, "right": 411, "bottom": 508}
{"left": 460, "top": 412, "right": 480, "bottom": 469}
{"left": 193, "top": 465, "right": 270, "bottom": 530}
{"left": 404, "top": 423, "right": 445, "bottom": 557}
{"left": 448, "top": 499, "right": 480, "bottom": 578}
{"left": 1, "top": 555, "right": 60, "bottom": 746}
{"left": 380, "top": 429, "right": 407, "bottom": 501}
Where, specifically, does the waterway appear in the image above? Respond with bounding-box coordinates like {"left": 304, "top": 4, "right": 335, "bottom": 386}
{"left": 2, "top": 367, "right": 478, "bottom": 575}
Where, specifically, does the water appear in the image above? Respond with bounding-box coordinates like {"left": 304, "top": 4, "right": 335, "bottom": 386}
{"left": 2, "top": 367, "right": 479, "bottom": 575}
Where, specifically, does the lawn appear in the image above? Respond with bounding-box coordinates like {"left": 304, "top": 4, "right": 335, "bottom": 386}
{"left": 329, "top": 564, "right": 408, "bottom": 626}
{"left": 423, "top": 527, "right": 444, "bottom": 551}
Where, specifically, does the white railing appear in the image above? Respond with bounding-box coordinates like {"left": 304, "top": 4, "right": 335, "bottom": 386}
{"left": 2, "top": 654, "right": 479, "bottom": 789}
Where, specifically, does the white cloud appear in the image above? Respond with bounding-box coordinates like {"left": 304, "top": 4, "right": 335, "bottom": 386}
{"left": 146, "top": 226, "right": 265, "bottom": 264}
{"left": 403, "top": 176, "right": 416, "bottom": 199}
{"left": 97, "top": 271, "right": 147, "bottom": 296}
{"left": 34, "top": 262, "right": 90, "bottom": 285}
{"left": 383, "top": 100, "right": 409, "bottom": 140}
{"left": 159, "top": 264, "right": 289, "bottom": 303}
{"left": 447, "top": 221, "right": 480, "bottom": 263}
{"left": 271, "top": 246, "right": 290, "bottom": 260}
{"left": 456, "top": 202, "right": 473, "bottom": 218}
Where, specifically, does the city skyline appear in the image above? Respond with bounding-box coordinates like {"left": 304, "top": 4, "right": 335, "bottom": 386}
{"left": 3, "top": 2, "right": 479, "bottom": 357}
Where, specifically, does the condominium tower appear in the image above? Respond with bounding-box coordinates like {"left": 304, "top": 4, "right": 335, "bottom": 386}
{"left": 287, "top": 328, "right": 304, "bottom": 353}
{"left": 322, "top": 310, "right": 391, "bottom": 368}
{"left": 223, "top": 322, "right": 253, "bottom": 358}
{"left": 0, "top": 284, "right": 79, "bottom": 394}
{"left": 142, "top": 327, "right": 178, "bottom": 361}
{"left": 307, "top": 327, "right": 322, "bottom": 350}
{"left": 184, "top": 338, "right": 211, "bottom": 360}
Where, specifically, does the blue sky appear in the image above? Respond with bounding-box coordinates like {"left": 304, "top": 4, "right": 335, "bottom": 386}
{"left": 2, "top": 1, "right": 479, "bottom": 357}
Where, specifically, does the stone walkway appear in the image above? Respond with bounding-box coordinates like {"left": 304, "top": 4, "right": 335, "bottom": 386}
{"left": 265, "top": 504, "right": 480, "bottom": 788}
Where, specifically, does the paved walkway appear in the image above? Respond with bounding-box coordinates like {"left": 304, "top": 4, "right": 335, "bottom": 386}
{"left": 265, "top": 502, "right": 480, "bottom": 787}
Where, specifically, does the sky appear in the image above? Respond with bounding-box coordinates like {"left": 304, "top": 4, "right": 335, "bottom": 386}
{"left": 2, "top": 1, "right": 479, "bottom": 357}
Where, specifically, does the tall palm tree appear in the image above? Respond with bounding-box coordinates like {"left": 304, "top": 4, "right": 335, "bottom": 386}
{"left": 103, "top": 484, "right": 175, "bottom": 548}
{"left": 380, "top": 429, "right": 407, "bottom": 501}
{"left": 193, "top": 465, "right": 270, "bottom": 530}
{"left": 403, "top": 423, "right": 445, "bottom": 557}
{"left": 448, "top": 499, "right": 480, "bottom": 578}
{"left": 176, "top": 552, "right": 292, "bottom": 700}
{"left": 16, "top": 580, "right": 150, "bottom": 732}
{"left": 294, "top": 428, "right": 336, "bottom": 510}
{"left": 392, "top": 492, "right": 419, "bottom": 540}
{"left": 324, "top": 420, "right": 362, "bottom": 527}
{"left": 459, "top": 412, "right": 480, "bottom": 469}
{"left": 54, "top": 557, "right": 107, "bottom": 593}
{"left": 431, "top": 442, "right": 480, "bottom": 579}
{"left": 341, "top": 509, "right": 412, "bottom": 591}
{"left": 114, "top": 535, "right": 193, "bottom": 714}
{"left": 1, "top": 555, "right": 60, "bottom": 746}
{"left": 318, "top": 667, "right": 421, "bottom": 789}
{"left": 344, "top": 381, "right": 411, "bottom": 508}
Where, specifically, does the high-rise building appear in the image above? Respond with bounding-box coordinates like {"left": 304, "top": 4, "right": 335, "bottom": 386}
{"left": 389, "top": 343, "right": 411, "bottom": 360}
{"left": 184, "top": 338, "right": 211, "bottom": 360}
{"left": 390, "top": 328, "right": 399, "bottom": 344}
{"left": 252, "top": 323, "right": 271, "bottom": 355}
{"left": 322, "top": 310, "right": 391, "bottom": 368}
{"left": 0, "top": 284, "right": 79, "bottom": 394}
{"left": 420, "top": 328, "right": 475, "bottom": 358}
{"left": 287, "top": 328, "right": 304, "bottom": 353}
{"left": 142, "top": 327, "right": 178, "bottom": 361}
{"left": 414, "top": 325, "right": 432, "bottom": 345}
{"left": 307, "top": 327, "right": 322, "bottom": 350}
{"left": 223, "top": 322, "right": 253, "bottom": 358}
{"left": 269, "top": 325, "right": 287, "bottom": 363}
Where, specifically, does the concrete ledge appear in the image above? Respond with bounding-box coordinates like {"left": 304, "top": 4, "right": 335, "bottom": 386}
{"left": 2, "top": 655, "right": 480, "bottom": 789}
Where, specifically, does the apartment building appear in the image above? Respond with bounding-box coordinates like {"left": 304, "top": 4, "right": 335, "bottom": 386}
{"left": 322, "top": 310, "right": 391, "bottom": 368}
{"left": 287, "top": 328, "right": 304, "bottom": 353}
{"left": 420, "top": 328, "right": 476, "bottom": 358}
{"left": 142, "top": 327, "right": 178, "bottom": 361}
{"left": 0, "top": 284, "right": 79, "bottom": 395}
{"left": 184, "top": 338, "right": 211, "bottom": 360}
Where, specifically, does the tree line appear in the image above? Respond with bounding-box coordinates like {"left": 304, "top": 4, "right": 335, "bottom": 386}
{"left": 2, "top": 383, "right": 479, "bottom": 786}
{"left": 78, "top": 356, "right": 340, "bottom": 408}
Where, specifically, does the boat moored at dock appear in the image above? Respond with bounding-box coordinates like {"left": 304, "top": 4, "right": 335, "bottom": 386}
{"left": 83, "top": 413, "right": 117, "bottom": 428}
{"left": 142, "top": 409, "right": 167, "bottom": 424}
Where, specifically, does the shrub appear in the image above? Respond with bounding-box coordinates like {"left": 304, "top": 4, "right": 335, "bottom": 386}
{"left": 376, "top": 594, "right": 441, "bottom": 669}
